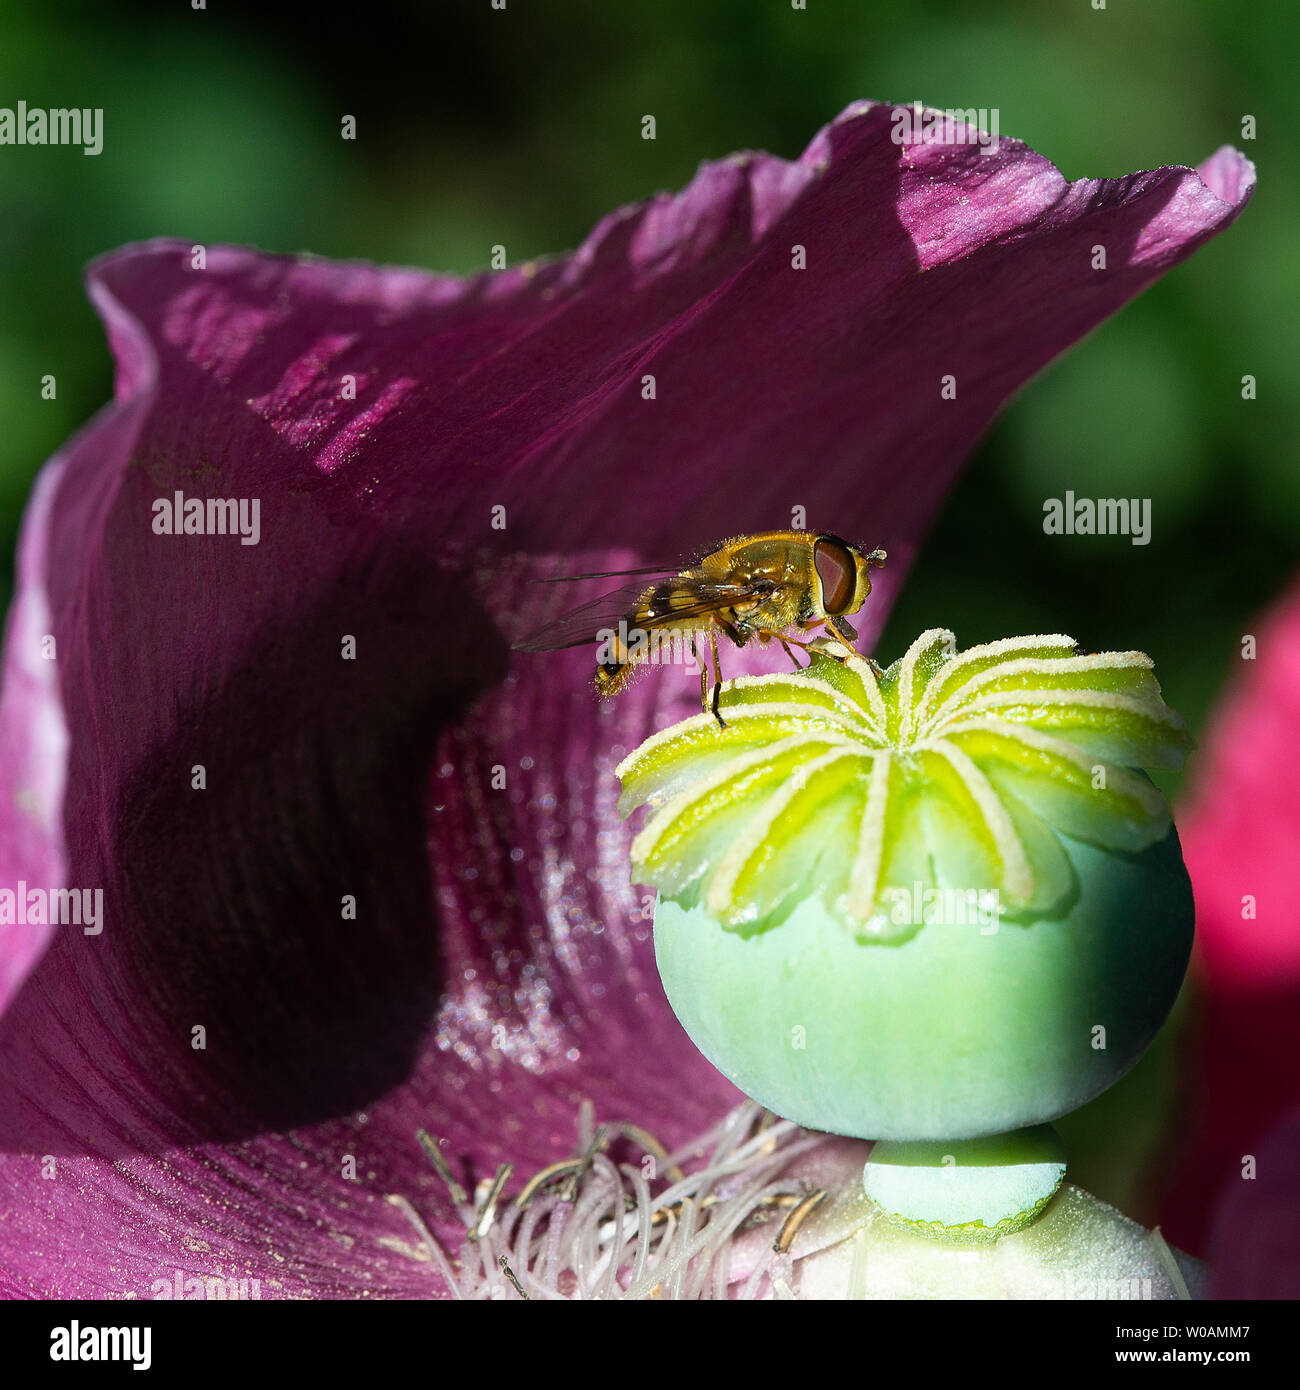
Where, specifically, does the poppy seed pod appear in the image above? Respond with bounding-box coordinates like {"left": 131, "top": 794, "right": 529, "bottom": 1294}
{"left": 620, "top": 631, "right": 1195, "bottom": 1141}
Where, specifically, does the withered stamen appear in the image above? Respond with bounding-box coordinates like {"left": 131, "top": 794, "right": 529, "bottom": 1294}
{"left": 620, "top": 1122, "right": 687, "bottom": 1183}
{"left": 559, "top": 1124, "right": 609, "bottom": 1202}
{"left": 498, "top": 1254, "right": 529, "bottom": 1300}
{"left": 513, "top": 1158, "right": 586, "bottom": 1210}
{"left": 397, "top": 1099, "right": 837, "bottom": 1299}
{"left": 416, "top": 1128, "right": 468, "bottom": 1206}
{"left": 468, "top": 1163, "right": 514, "bottom": 1242}
{"left": 774, "top": 1188, "right": 827, "bottom": 1254}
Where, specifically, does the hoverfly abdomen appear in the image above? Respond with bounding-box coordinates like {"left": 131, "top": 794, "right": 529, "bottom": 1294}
{"left": 594, "top": 654, "right": 637, "bottom": 698}
{"left": 593, "top": 613, "right": 644, "bottom": 698}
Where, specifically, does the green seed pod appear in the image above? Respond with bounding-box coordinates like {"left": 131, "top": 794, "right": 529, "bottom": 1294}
{"left": 619, "top": 630, "right": 1195, "bottom": 1141}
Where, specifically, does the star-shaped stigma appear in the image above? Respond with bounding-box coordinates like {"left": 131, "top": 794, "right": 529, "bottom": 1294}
{"left": 618, "top": 630, "right": 1193, "bottom": 939}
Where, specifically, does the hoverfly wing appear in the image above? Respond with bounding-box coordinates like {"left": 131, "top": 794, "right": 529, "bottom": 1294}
{"left": 513, "top": 579, "right": 671, "bottom": 652}
{"left": 512, "top": 575, "right": 759, "bottom": 653}
{"left": 539, "top": 564, "right": 679, "bottom": 583}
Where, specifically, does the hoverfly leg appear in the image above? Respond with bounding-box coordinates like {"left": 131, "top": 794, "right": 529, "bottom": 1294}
{"left": 690, "top": 635, "right": 710, "bottom": 716}
{"left": 708, "top": 626, "right": 727, "bottom": 729}
{"left": 822, "top": 616, "right": 860, "bottom": 663}
{"left": 777, "top": 636, "right": 804, "bottom": 672}
{"left": 768, "top": 630, "right": 818, "bottom": 654}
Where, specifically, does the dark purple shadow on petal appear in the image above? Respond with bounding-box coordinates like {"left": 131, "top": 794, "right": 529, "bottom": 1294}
{"left": 0, "top": 542, "right": 510, "bottom": 1151}
{"left": 1208, "top": 1104, "right": 1300, "bottom": 1299}
{"left": 0, "top": 103, "right": 1253, "bottom": 1295}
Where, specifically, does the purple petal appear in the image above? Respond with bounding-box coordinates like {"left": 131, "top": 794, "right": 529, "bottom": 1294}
{"left": 0, "top": 464, "right": 69, "bottom": 1010}
{"left": 0, "top": 102, "right": 1252, "bottom": 1296}
{"left": 1209, "top": 1104, "right": 1300, "bottom": 1299}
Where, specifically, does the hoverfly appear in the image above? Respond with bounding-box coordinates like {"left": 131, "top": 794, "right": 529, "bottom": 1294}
{"left": 514, "top": 531, "right": 887, "bottom": 726}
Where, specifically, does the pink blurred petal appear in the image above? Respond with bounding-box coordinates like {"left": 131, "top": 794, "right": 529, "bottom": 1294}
{"left": 1162, "top": 577, "right": 1300, "bottom": 1259}
{"left": 1182, "top": 580, "right": 1300, "bottom": 986}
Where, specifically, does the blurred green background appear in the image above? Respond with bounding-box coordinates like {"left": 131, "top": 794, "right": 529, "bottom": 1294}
{"left": 2, "top": 0, "right": 1295, "bottom": 1235}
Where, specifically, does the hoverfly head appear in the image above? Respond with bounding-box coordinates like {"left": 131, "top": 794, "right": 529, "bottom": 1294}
{"left": 815, "top": 534, "right": 887, "bottom": 616}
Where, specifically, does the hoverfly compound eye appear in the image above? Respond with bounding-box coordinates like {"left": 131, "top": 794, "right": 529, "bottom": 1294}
{"left": 813, "top": 535, "right": 856, "bottom": 615}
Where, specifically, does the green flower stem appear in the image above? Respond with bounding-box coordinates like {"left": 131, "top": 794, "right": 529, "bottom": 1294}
{"left": 862, "top": 1124, "right": 1067, "bottom": 1241}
